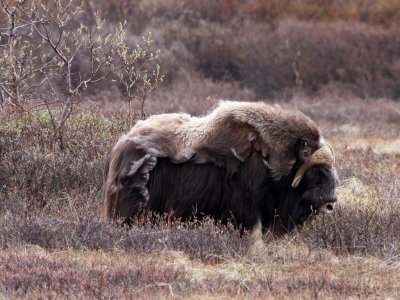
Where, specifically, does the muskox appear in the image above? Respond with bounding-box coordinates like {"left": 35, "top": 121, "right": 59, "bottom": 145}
{"left": 103, "top": 101, "right": 338, "bottom": 236}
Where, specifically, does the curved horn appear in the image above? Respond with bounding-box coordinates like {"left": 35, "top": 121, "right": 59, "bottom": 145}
{"left": 291, "top": 143, "right": 335, "bottom": 188}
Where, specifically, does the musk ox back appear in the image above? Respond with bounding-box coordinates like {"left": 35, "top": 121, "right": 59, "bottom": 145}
{"left": 103, "top": 101, "right": 338, "bottom": 235}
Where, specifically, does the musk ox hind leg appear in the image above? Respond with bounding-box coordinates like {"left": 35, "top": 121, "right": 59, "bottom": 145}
{"left": 103, "top": 139, "right": 158, "bottom": 225}
{"left": 117, "top": 154, "right": 158, "bottom": 227}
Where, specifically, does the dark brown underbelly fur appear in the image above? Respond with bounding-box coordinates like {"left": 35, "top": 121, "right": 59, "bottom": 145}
{"left": 146, "top": 154, "right": 315, "bottom": 234}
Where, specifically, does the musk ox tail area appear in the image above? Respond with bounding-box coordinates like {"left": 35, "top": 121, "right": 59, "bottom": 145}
{"left": 103, "top": 137, "right": 157, "bottom": 221}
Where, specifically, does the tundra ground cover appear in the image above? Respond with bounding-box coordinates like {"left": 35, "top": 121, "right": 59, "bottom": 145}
{"left": 0, "top": 97, "right": 399, "bottom": 299}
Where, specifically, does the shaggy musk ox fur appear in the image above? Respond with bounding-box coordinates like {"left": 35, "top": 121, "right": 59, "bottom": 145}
{"left": 103, "top": 101, "right": 338, "bottom": 235}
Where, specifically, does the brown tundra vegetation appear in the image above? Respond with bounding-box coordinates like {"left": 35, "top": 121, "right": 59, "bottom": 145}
{"left": 1, "top": 0, "right": 400, "bottom": 299}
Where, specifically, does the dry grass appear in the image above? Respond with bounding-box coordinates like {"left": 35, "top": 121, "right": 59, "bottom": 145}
{"left": 4, "top": 0, "right": 400, "bottom": 112}
{"left": 1, "top": 242, "right": 399, "bottom": 299}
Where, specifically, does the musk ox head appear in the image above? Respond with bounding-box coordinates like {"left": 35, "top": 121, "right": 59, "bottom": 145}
{"left": 292, "top": 143, "right": 338, "bottom": 214}
{"left": 299, "top": 166, "right": 338, "bottom": 213}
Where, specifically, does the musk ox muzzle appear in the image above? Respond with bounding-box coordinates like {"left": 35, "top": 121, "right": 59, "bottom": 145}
{"left": 321, "top": 202, "right": 336, "bottom": 213}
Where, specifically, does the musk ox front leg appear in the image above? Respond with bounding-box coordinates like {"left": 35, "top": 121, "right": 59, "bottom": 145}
{"left": 249, "top": 217, "right": 267, "bottom": 255}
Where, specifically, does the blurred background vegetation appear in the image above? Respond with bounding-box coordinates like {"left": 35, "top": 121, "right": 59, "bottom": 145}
{"left": 2, "top": 0, "right": 400, "bottom": 116}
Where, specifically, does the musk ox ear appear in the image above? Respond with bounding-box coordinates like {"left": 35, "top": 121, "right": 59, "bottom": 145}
{"left": 296, "top": 139, "right": 315, "bottom": 163}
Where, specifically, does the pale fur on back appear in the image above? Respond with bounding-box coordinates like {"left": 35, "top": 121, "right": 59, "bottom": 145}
{"left": 122, "top": 101, "right": 321, "bottom": 176}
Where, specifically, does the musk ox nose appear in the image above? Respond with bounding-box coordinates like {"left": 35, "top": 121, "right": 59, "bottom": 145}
{"left": 326, "top": 203, "right": 334, "bottom": 211}
{"left": 320, "top": 202, "right": 336, "bottom": 214}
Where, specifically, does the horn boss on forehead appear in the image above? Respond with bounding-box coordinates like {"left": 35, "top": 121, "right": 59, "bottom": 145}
{"left": 291, "top": 143, "right": 335, "bottom": 188}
